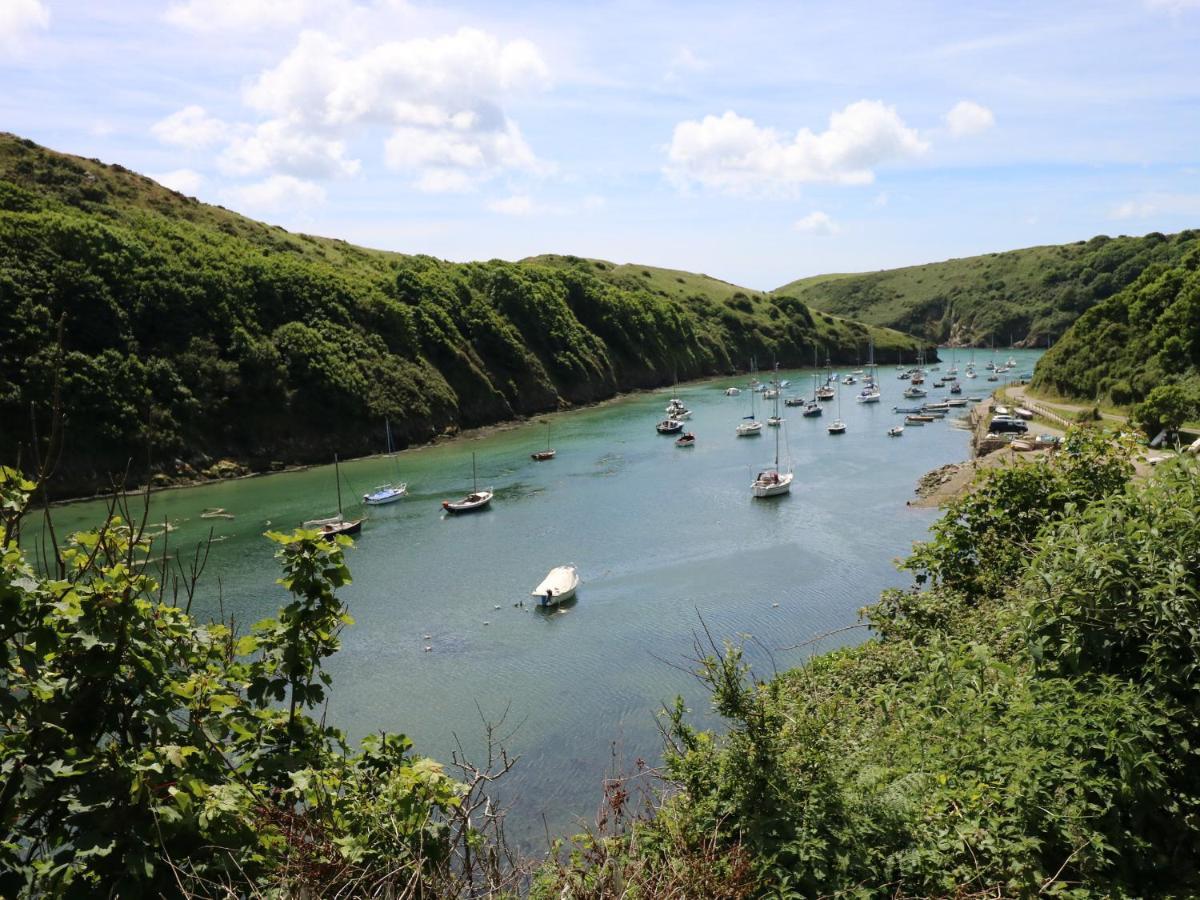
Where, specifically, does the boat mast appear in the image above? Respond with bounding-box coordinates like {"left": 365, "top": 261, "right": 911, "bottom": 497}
{"left": 335, "top": 453, "right": 343, "bottom": 518}
{"left": 471, "top": 452, "right": 478, "bottom": 493}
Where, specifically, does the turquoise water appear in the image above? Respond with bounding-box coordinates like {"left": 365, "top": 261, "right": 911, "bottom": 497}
{"left": 33, "top": 351, "right": 1042, "bottom": 844}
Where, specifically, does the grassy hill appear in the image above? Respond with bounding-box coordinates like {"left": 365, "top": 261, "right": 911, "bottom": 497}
{"left": 1031, "top": 240, "right": 1200, "bottom": 420}
{"left": 0, "top": 133, "right": 927, "bottom": 497}
{"left": 776, "top": 231, "right": 1200, "bottom": 347}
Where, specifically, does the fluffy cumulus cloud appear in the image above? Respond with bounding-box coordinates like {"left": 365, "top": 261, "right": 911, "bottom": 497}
{"left": 0, "top": 0, "right": 49, "bottom": 52}
{"left": 945, "top": 100, "right": 995, "bottom": 138}
{"left": 150, "top": 105, "right": 228, "bottom": 148}
{"left": 220, "top": 119, "right": 360, "bottom": 178}
{"left": 222, "top": 174, "right": 326, "bottom": 213}
{"left": 242, "top": 26, "right": 549, "bottom": 191}
{"left": 164, "top": 0, "right": 329, "bottom": 32}
{"left": 151, "top": 168, "right": 205, "bottom": 195}
{"left": 665, "top": 100, "right": 928, "bottom": 194}
{"left": 794, "top": 210, "right": 840, "bottom": 235}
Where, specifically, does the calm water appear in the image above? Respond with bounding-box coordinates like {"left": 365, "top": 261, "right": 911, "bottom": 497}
{"left": 34, "top": 350, "right": 1042, "bottom": 845}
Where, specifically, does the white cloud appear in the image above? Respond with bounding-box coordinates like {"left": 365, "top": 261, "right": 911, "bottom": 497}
{"left": 151, "top": 168, "right": 205, "bottom": 195}
{"left": 164, "top": 0, "right": 329, "bottom": 32}
{"left": 794, "top": 211, "right": 840, "bottom": 235}
{"left": 582, "top": 194, "right": 606, "bottom": 210}
{"left": 873, "top": 191, "right": 890, "bottom": 207}
{"left": 665, "top": 100, "right": 928, "bottom": 194}
{"left": 151, "top": 105, "right": 228, "bottom": 148}
{"left": 1109, "top": 193, "right": 1200, "bottom": 219}
{"left": 0, "top": 0, "right": 49, "bottom": 52}
{"left": 945, "top": 100, "right": 995, "bottom": 138}
{"left": 222, "top": 175, "right": 326, "bottom": 214}
{"left": 220, "top": 119, "right": 360, "bottom": 178}
{"left": 488, "top": 194, "right": 535, "bottom": 216}
{"left": 242, "top": 26, "right": 549, "bottom": 191}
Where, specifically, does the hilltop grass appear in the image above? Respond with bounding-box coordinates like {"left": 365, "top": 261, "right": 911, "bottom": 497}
{"left": 776, "top": 230, "right": 1200, "bottom": 347}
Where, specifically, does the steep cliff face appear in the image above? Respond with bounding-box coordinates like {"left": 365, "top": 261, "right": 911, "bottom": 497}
{"left": 0, "top": 134, "right": 930, "bottom": 497}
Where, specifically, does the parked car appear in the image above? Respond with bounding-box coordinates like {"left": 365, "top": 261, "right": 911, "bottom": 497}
{"left": 989, "top": 416, "right": 1028, "bottom": 434}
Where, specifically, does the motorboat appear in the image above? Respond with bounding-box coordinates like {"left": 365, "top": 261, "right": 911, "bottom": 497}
{"left": 766, "top": 415, "right": 782, "bottom": 427}
{"left": 946, "top": 398, "right": 969, "bottom": 407}
{"left": 802, "top": 402, "right": 822, "bottom": 417}
{"left": 531, "top": 564, "right": 579, "bottom": 607}
{"left": 949, "top": 381, "right": 962, "bottom": 394}
{"left": 906, "top": 414, "right": 935, "bottom": 423}
{"left": 784, "top": 396, "right": 805, "bottom": 407}
{"left": 675, "top": 432, "right": 696, "bottom": 447}
{"left": 827, "top": 419, "right": 847, "bottom": 434}
{"left": 903, "top": 386, "right": 927, "bottom": 399}
{"left": 888, "top": 425, "right": 904, "bottom": 437}
{"left": 725, "top": 387, "right": 741, "bottom": 396}
{"left": 657, "top": 418, "right": 684, "bottom": 434}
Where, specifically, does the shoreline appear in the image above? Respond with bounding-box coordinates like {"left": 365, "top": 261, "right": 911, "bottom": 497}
{"left": 46, "top": 375, "right": 729, "bottom": 507}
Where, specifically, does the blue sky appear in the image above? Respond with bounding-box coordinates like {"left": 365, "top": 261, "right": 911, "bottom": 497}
{"left": 2, "top": 0, "right": 1199, "bottom": 288}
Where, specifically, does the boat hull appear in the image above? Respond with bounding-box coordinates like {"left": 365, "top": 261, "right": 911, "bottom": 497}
{"left": 752, "top": 471, "right": 793, "bottom": 497}
{"left": 532, "top": 565, "right": 580, "bottom": 606}
{"left": 443, "top": 491, "right": 494, "bottom": 514}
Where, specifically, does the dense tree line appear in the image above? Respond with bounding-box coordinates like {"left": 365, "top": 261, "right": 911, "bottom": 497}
{"left": 779, "top": 229, "right": 1200, "bottom": 348}
{"left": 1032, "top": 241, "right": 1200, "bottom": 429}
{"left": 0, "top": 133, "right": 925, "bottom": 497}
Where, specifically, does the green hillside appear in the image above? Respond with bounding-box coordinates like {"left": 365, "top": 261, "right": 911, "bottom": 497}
{"left": 776, "top": 231, "right": 1200, "bottom": 347}
{"left": 1032, "top": 241, "right": 1200, "bottom": 422}
{"left": 0, "top": 134, "right": 926, "bottom": 497}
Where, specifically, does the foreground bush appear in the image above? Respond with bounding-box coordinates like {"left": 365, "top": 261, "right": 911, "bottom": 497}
{"left": 0, "top": 469, "right": 516, "bottom": 898}
{"left": 539, "top": 431, "right": 1200, "bottom": 897}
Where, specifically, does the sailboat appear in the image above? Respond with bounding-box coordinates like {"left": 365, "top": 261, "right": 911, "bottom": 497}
{"left": 531, "top": 422, "right": 556, "bottom": 461}
{"left": 856, "top": 338, "right": 881, "bottom": 403}
{"left": 363, "top": 419, "right": 408, "bottom": 505}
{"left": 442, "top": 452, "right": 493, "bottom": 513}
{"left": 305, "top": 454, "right": 364, "bottom": 537}
{"left": 827, "top": 381, "right": 847, "bottom": 434}
{"left": 752, "top": 385, "right": 793, "bottom": 497}
{"left": 736, "top": 372, "right": 763, "bottom": 435}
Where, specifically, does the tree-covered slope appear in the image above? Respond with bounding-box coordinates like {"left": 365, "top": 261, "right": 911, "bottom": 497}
{"left": 777, "top": 230, "right": 1200, "bottom": 347}
{"left": 0, "top": 134, "right": 926, "bottom": 497}
{"left": 1031, "top": 241, "right": 1200, "bottom": 416}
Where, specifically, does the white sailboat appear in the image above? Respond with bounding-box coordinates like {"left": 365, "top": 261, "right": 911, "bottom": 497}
{"left": 442, "top": 452, "right": 493, "bottom": 513}
{"left": 753, "top": 378, "right": 793, "bottom": 497}
{"left": 306, "top": 454, "right": 364, "bottom": 536}
{"left": 736, "top": 372, "right": 763, "bottom": 436}
{"left": 827, "top": 381, "right": 847, "bottom": 434}
{"left": 363, "top": 419, "right": 408, "bottom": 505}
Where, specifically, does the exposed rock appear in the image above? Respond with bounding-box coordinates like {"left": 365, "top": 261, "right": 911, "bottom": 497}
{"left": 916, "top": 463, "right": 961, "bottom": 498}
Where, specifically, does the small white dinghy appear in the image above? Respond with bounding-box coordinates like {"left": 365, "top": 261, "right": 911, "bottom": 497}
{"left": 532, "top": 564, "right": 579, "bottom": 607}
